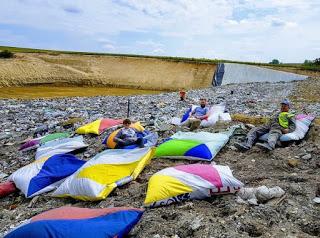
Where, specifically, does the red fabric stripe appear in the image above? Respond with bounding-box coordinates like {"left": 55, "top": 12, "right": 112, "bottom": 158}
{"left": 98, "top": 119, "right": 122, "bottom": 134}
{"left": 175, "top": 164, "right": 222, "bottom": 187}
{"left": 31, "top": 207, "right": 143, "bottom": 222}
{"left": 0, "top": 181, "right": 16, "bottom": 198}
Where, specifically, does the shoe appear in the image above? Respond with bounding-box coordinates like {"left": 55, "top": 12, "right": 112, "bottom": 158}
{"left": 189, "top": 120, "right": 201, "bottom": 131}
{"left": 234, "top": 142, "right": 250, "bottom": 152}
{"left": 256, "top": 142, "right": 273, "bottom": 151}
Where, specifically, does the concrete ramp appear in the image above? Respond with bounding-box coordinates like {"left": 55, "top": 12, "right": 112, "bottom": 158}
{"left": 213, "top": 63, "right": 308, "bottom": 86}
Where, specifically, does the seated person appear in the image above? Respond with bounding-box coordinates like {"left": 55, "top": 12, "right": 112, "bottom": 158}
{"left": 182, "top": 98, "right": 210, "bottom": 130}
{"left": 113, "top": 119, "right": 144, "bottom": 149}
{"left": 234, "top": 99, "right": 295, "bottom": 151}
{"left": 179, "top": 89, "right": 186, "bottom": 101}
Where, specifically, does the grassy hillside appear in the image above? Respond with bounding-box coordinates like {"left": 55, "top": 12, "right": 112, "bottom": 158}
{"left": 1, "top": 45, "right": 319, "bottom": 72}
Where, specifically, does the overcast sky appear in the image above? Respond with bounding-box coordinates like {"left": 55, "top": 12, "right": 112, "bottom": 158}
{"left": 1, "top": 0, "right": 319, "bottom": 63}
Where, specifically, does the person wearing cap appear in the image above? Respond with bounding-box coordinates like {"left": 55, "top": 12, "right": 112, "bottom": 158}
{"left": 234, "top": 99, "right": 295, "bottom": 151}
{"left": 182, "top": 98, "right": 210, "bottom": 131}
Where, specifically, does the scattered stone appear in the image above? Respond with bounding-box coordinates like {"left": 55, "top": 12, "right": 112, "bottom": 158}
{"left": 301, "top": 154, "right": 312, "bottom": 160}
{"left": 245, "top": 124, "right": 255, "bottom": 129}
{"left": 0, "top": 80, "right": 319, "bottom": 238}
{"left": 0, "top": 173, "right": 8, "bottom": 179}
{"left": 27, "top": 196, "right": 39, "bottom": 208}
{"left": 288, "top": 159, "right": 299, "bottom": 167}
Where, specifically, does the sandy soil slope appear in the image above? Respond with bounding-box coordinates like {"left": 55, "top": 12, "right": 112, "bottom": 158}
{"left": 0, "top": 53, "right": 216, "bottom": 90}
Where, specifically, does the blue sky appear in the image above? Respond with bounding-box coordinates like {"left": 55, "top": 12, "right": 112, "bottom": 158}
{"left": 1, "top": 0, "right": 319, "bottom": 62}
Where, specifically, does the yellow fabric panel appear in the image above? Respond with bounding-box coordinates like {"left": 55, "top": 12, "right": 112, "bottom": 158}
{"left": 97, "top": 183, "right": 117, "bottom": 199}
{"left": 107, "top": 130, "right": 118, "bottom": 148}
{"left": 132, "top": 122, "right": 144, "bottom": 131}
{"left": 33, "top": 157, "right": 49, "bottom": 164}
{"left": 76, "top": 119, "right": 101, "bottom": 135}
{"left": 54, "top": 193, "right": 106, "bottom": 201}
{"left": 144, "top": 174, "right": 193, "bottom": 204}
{"left": 131, "top": 147, "right": 155, "bottom": 179}
{"left": 77, "top": 162, "right": 139, "bottom": 185}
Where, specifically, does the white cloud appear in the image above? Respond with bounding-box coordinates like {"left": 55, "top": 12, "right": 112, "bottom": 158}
{"left": 0, "top": 0, "right": 319, "bottom": 62}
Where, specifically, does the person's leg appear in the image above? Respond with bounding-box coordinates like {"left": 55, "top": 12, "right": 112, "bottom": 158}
{"left": 235, "top": 125, "right": 270, "bottom": 151}
{"left": 115, "top": 140, "right": 135, "bottom": 149}
{"left": 189, "top": 119, "right": 201, "bottom": 131}
{"left": 136, "top": 138, "right": 145, "bottom": 148}
{"left": 115, "top": 141, "right": 125, "bottom": 149}
{"left": 181, "top": 118, "right": 192, "bottom": 127}
{"left": 267, "top": 129, "right": 282, "bottom": 149}
{"left": 245, "top": 125, "right": 270, "bottom": 147}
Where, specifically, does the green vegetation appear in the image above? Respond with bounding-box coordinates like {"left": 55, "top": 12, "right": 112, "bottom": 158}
{"left": 269, "top": 59, "right": 280, "bottom": 64}
{"left": 0, "top": 49, "right": 14, "bottom": 58}
{"left": 1, "top": 45, "right": 319, "bottom": 71}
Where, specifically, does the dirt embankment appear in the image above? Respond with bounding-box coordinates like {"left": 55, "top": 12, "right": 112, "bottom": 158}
{"left": 0, "top": 53, "right": 216, "bottom": 90}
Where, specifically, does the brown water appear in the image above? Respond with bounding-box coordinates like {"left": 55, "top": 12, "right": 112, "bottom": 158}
{"left": 0, "top": 86, "right": 166, "bottom": 99}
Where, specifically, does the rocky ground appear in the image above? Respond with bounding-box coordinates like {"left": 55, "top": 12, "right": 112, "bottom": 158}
{"left": 0, "top": 79, "right": 319, "bottom": 237}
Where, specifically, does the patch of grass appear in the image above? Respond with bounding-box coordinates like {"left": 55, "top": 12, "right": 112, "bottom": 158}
{"left": 290, "top": 77, "right": 320, "bottom": 103}
{"left": 0, "top": 50, "right": 14, "bottom": 58}
{"left": 231, "top": 114, "right": 269, "bottom": 125}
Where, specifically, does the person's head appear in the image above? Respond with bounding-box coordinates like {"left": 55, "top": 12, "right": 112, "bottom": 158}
{"left": 199, "top": 98, "right": 207, "bottom": 108}
{"left": 280, "top": 99, "right": 290, "bottom": 112}
{"left": 123, "top": 118, "right": 131, "bottom": 128}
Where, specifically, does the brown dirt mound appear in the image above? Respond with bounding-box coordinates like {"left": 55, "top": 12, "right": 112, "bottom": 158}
{"left": 0, "top": 53, "right": 216, "bottom": 90}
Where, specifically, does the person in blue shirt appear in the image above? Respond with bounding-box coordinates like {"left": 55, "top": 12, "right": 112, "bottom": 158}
{"left": 183, "top": 98, "right": 210, "bottom": 130}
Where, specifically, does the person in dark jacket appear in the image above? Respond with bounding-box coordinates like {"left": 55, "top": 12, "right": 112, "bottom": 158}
{"left": 113, "top": 119, "right": 144, "bottom": 149}
{"left": 234, "top": 99, "right": 295, "bottom": 151}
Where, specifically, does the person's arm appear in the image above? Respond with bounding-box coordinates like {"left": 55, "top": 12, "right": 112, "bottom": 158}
{"left": 288, "top": 114, "right": 296, "bottom": 132}
{"left": 196, "top": 108, "right": 209, "bottom": 120}
{"left": 189, "top": 107, "right": 196, "bottom": 117}
{"left": 113, "top": 130, "right": 124, "bottom": 143}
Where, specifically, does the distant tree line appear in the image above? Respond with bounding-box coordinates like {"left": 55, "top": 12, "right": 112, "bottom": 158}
{"left": 304, "top": 58, "right": 320, "bottom": 66}
{"left": 269, "top": 58, "right": 320, "bottom": 66}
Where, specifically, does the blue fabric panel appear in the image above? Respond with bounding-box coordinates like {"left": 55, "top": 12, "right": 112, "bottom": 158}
{"left": 27, "top": 154, "right": 85, "bottom": 197}
{"left": 181, "top": 107, "right": 192, "bottom": 123}
{"left": 123, "top": 144, "right": 138, "bottom": 149}
{"left": 185, "top": 144, "right": 212, "bottom": 160}
{"left": 4, "top": 210, "right": 143, "bottom": 238}
{"left": 213, "top": 63, "right": 225, "bottom": 86}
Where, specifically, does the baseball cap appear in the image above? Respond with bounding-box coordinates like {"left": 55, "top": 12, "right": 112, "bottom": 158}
{"left": 281, "top": 99, "right": 290, "bottom": 107}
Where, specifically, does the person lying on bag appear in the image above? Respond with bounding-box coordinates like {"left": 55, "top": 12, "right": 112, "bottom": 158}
{"left": 113, "top": 119, "right": 144, "bottom": 149}
{"left": 234, "top": 99, "right": 295, "bottom": 151}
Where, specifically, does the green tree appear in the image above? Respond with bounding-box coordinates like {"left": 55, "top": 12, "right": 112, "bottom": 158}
{"left": 269, "top": 59, "right": 280, "bottom": 64}
{"left": 304, "top": 59, "right": 312, "bottom": 65}
{"left": 314, "top": 58, "right": 320, "bottom": 65}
